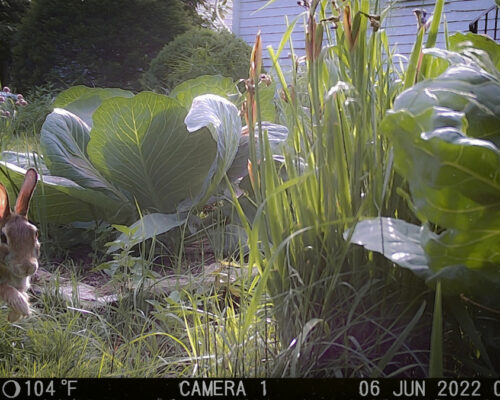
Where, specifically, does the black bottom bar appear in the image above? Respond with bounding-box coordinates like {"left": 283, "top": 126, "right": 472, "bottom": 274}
{"left": 0, "top": 378, "right": 499, "bottom": 400}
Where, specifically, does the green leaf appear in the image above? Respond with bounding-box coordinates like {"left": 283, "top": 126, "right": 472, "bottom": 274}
{"left": 394, "top": 65, "right": 500, "bottom": 144}
{"left": 449, "top": 32, "right": 500, "bottom": 72}
{"left": 383, "top": 110, "right": 500, "bottom": 275}
{"left": 344, "top": 217, "right": 431, "bottom": 279}
{"left": 170, "top": 75, "right": 236, "bottom": 110}
{"left": 423, "top": 222, "right": 500, "bottom": 271}
{"left": 183, "top": 94, "right": 242, "bottom": 208}
{"left": 404, "top": 26, "right": 425, "bottom": 89}
{"left": 424, "top": 0, "right": 444, "bottom": 49}
{"left": 106, "top": 213, "right": 186, "bottom": 253}
{"left": 53, "top": 85, "right": 134, "bottom": 127}
{"left": 0, "top": 161, "right": 125, "bottom": 224}
{"left": 1, "top": 151, "right": 50, "bottom": 175}
{"left": 88, "top": 92, "right": 217, "bottom": 213}
{"left": 40, "top": 108, "right": 125, "bottom": 202}
{"left": 383, "top": 109, "right": 500, "bottom": 230}
{"left": 345, "top": 218, "right": 500, "bottom": 298}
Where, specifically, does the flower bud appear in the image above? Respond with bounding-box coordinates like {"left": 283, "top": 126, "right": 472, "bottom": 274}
{"left": 2, "top": 87, "right": 10, "bottom": 93}
{"left": 259, "top": 74, "right": 272, "bottom": 87}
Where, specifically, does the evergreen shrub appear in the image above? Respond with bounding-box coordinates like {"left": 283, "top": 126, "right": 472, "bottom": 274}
{"left": 142, "top": 28, "right": 251, "bottom": 92}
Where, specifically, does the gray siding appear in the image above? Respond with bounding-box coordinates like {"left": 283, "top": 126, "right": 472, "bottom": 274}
{"left": 233, "top": 0, "right": 499, "bottom": 66}
{"left": 384, "top": 0, "right": 497, "bottom": 56}
{"left": 232, "top": 0, "right": 307, "bottom": 67}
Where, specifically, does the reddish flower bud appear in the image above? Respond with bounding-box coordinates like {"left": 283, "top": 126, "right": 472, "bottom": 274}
{"left": 2, "top": 87, "right": 10, "bottom": 93}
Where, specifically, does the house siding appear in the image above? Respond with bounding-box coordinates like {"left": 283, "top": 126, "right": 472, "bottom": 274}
{"left": 233, "top": 0, "right": 498, "bottom": 66}
{"left": 383, "top": 0, "right": 497, "bottom": 56}
{"left": 232, "top": 0, "right": 307, "bottom": 67}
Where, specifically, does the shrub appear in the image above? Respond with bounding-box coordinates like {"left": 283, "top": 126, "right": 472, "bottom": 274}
{"left": 0, "top": 0, "right": 30, "bottom": 85}
{"left": 141, "top": 28, "right": 251, "bottom": 92}
{"left": 11, "top": 0, "right": 195, "bottom": 91}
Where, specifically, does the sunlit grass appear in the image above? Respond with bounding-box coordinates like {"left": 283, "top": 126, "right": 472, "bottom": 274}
{"left": 226, "top": 0, "right": 435, "bottom": 376}
{"left": 0, "top": 259, "right": 273, "bottom": 378}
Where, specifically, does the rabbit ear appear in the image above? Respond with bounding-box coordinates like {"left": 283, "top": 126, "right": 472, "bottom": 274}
{"left": 0, "top": 184, "right": 11, "bottom": 220}
{"left": 15, "top": 168, "right": 38, "bottom": 217}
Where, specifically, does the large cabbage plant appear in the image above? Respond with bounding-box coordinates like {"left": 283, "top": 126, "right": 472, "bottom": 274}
{"left": 0, "top": 76, "right": 284, "bottom": 239}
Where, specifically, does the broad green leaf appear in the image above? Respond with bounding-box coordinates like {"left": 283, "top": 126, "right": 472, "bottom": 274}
{"left": 422, "top": 221, "right": 500, "bottom": 271}
{"left": 0, "top": 161, "right": 126, "bottom": 224}
{"left": 345, "top": 218, "right": 500, "bottom": 298}
{"left": 344, "top": 217, "right": 431, "bottom": 279}
{"left": 382, "top": 109, "right": 500, "bottom": 230}
{"left": 383, "top": 109, "right": 500, "bottom": 276}
{"left": 170, "top": 75, "right": 236, "bottom": 110}
{"left": 53, "top": 85, "right": 133, "bottom": 127}
{"left": 421, "top": 47, "right": 467, "bottom": 75}
{"left": 106, "top": 212, "right": 187, "bottom": 253}
{"left": 394, "top": 65, "right": 500, "bottom": 144}
{"left": 88, "top": 92, "right": 217, "bottom": 213}
{"left": 1, "top": 151, "right": 50, "bottom": 175}
{"left": 40, "top": 108, "right": 125, "bottom": 202}
{"left": 449, "top": 32, "right": 500, "bottom": 72}
{"left": 183, "top": 94, "right": 241, "bottom": 208}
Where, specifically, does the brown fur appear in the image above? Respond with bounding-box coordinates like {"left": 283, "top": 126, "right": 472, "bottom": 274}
{"left": 0, "top": 169, "right": 39, "bottom": 322}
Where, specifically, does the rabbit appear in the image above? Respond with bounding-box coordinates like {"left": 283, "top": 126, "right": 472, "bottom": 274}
{"left": 0, "top": 168, "right": 39, "bottom": 322}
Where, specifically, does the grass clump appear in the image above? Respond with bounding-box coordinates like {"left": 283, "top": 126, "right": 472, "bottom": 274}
{"left": 231, "top": 0, "right": 435, "bottom": 376}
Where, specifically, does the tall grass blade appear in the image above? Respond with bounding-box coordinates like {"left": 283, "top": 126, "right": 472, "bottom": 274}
{"left": 404, "top": 28, "right": 425, "bottom": 89}
{"left": 425, "top": 0, "right": 444, "bottom": 49}
{"left": 430, "top": 280, "right": 443, "bottom": 377}
{"left": 422, "top": 0, "right": 445, "bottom": 76}
{"left": 275, "top": 16, "right": 302, "bottom": 60}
